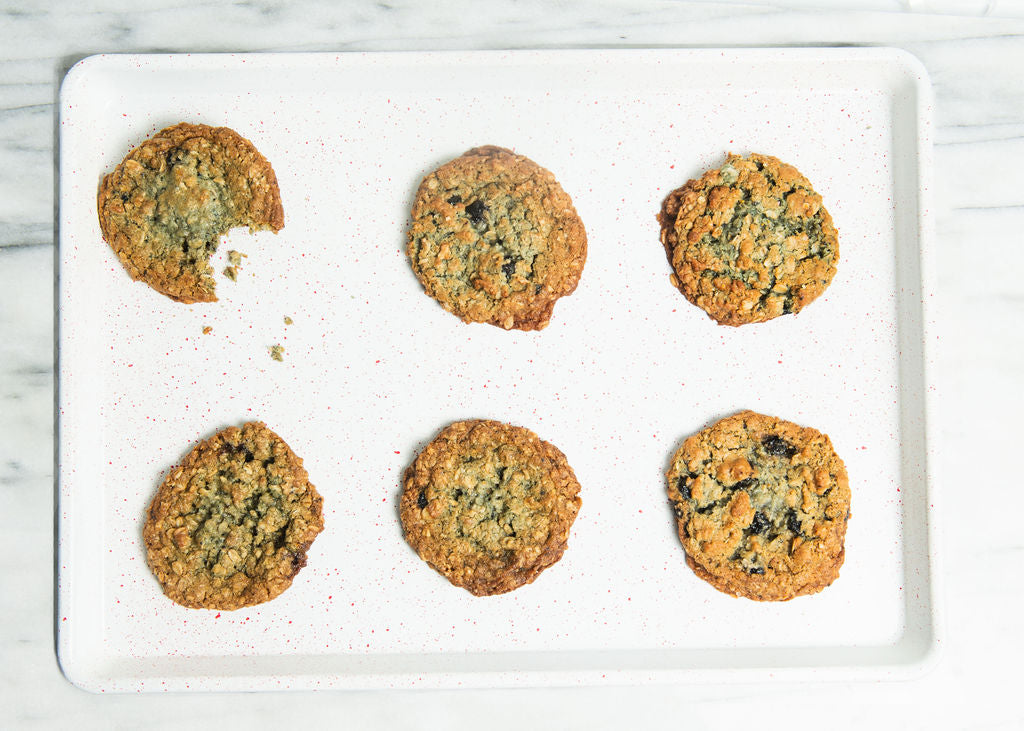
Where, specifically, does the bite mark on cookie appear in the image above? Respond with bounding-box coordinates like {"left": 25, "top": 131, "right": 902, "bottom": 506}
{"left": 97, "top": 123, "right": 284, "bottom": 304}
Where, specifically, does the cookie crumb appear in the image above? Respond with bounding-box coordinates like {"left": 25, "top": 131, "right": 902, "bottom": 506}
{"left": 202, "top": 326, "right": 212, "bottom": 335}
{"left": 269, "top": 344, "right": 285, "bottom": 362}
{"left": 223, "top": 250, "right": 246, "bottom": 281}
{"left": 283, "top": 316, "right": 293, "bottom": 326}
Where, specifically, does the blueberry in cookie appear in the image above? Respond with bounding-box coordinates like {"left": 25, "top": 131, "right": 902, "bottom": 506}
{"left": 400, "top": 419, "right": 582, "bottom": 596}
{"left": 666, "top": 410, "right": 850, "bottom": 601}
{"left": 98, "top": 123, "right": 284, "bottom": 303}
{"left": 143, "top": 422, "right": 323, "bottom": 610}
{"left": 658, "top": 153, "right": 838, "bottom": 326}
{"left": 407, "top": 146, "right": 587, "bottom": 330}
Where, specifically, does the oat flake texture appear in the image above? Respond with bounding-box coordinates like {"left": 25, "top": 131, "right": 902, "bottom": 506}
{"left": 143, "top": 421, "right": 324, "bottom": 610}
{"left": 658, "top": 153, "right": 838, "bottom": 326}
{"left": 97, "top": 122, "right": 284, "bottom": 304}
{"left": 407, "top": 146, "right": 587, "bottom": 330}
{"left": 400, "top": 419, "right": 582, "bottom": 596}
{"left": 666, "top": 410, "right": 850, "bottom": 601}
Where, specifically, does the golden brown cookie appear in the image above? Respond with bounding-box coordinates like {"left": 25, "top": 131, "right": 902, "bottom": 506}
{"left": 97, "top": 123, "right": 284, "bottom": 304}
{"left": 407, "top": 146, "right": 587, "bottom": 330}
{"left": 400, "top": 420, "right": 582, "bottom": 596}
{"left": 666, "top": 411, "right": 850, "bottom": 601}
{"left": 143, "top": 422, "right": 324, "bottom": 610}
{"left": 658, "top": 153, "right": 838, "bottom": 326}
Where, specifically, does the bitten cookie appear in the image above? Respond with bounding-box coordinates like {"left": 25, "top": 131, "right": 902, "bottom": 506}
{"left": 658, "top": 153, "right": 838, "bottom": 326}
{"left": 98, "top": 122, "right": 284, "bottom": 303}
{"left": 407, "top": 146, "right": 587, "bottom": 330}
{"left": 400, "top": 420, "right": 582, "bottom": 596}
{"left": 666, "top": 411, "right": 850, "bottom": 601}
{"left": 143, "top": 421, "right": 324, "bottom": 610}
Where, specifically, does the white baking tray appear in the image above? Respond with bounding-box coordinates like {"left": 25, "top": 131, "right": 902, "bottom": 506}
{"left": 57, "top": 49, "right": 940, "bottom": 692}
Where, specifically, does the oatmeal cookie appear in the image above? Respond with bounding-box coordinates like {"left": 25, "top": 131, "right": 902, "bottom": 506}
{"left": 400, "top": 420, "right": 582, "bottom": 596}
{"left": 658, "top": 153, "right": 838, "bottom": 326}
{"left": 98, "top": 123, "right": 284, "bottom": 304}
{"left": 666, "top": 411, "right": 850, "bottom": 601}
{"left": 143, "top": 422, "right": 324, "bottom": 610}
{"left": 407, "top": 146, "right": 587, "bottom": 330}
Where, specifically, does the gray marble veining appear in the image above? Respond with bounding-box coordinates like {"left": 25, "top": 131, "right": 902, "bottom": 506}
{"left": 1, "top": 1, "right": 1023, "bottom": 728}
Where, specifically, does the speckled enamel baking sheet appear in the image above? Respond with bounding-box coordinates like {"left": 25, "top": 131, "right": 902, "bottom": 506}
{"left": 57, "top": 49, "right": 940, "bottom": 692}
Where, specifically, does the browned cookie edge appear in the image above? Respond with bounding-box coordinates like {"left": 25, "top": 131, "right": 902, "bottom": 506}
{"left": 97, "top": 122, "right": 284, "bottom": 304}
{"left": 400, "top": 419, "right": 582, "bottom": 596}
{"left": 666, "top": 410, "right": 850, "bottom": 601}
{"left": 407, "top": 146, "right": 587, "bottom": 331}
{"left": 657, "top": 153, "right": 838, "bottom": 327}
{"left": 142, "top": 421, "right": 323, "bottom": 610}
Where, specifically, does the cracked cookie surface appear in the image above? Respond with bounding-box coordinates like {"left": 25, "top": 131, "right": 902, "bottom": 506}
{"left": 400, "top": 420, "right": 582, "bottom": 596}
{"left": 407, "top": 146, "right": 587, "bottom": 330}
{"left": 666, "top": 411, "right": 850, "bottom": 601}
{"left": 143, "top": 421, "right": 324, "bottom": 610}
{"left": 98, "top": 122, "right": 284, "bottom": 304}
{"left": 658, "top": 153, "right": 838, "bottom": 326}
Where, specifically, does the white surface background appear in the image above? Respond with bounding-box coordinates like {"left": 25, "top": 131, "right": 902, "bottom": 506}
{"left": 59, "top": 50, "right": 925, "bottom": 691}
{"left": 1, "top": 0, "right": 1021, "bottom": 728}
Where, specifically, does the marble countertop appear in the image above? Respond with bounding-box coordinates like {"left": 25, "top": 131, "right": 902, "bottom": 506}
{"left": 3, "top": 1, "right": 1022, "bottom": 728}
